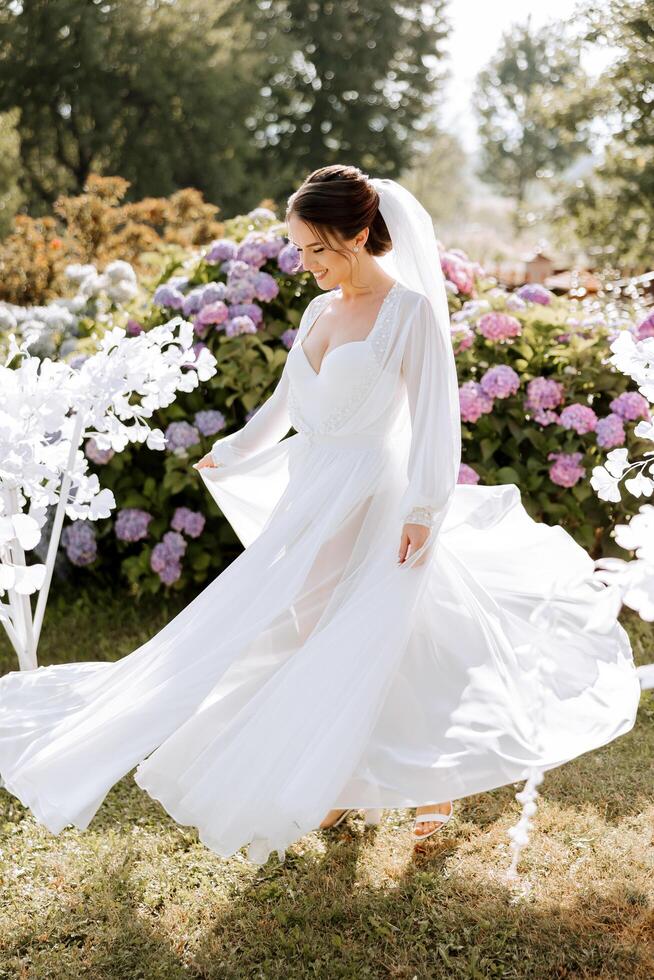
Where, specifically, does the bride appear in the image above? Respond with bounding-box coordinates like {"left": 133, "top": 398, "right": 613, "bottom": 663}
{"left": 0, "top": 165, "right": 642, "bottom": 866}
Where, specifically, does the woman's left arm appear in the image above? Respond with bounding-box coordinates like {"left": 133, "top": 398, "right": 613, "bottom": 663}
{"left": 398, "top": 294, "right": 460, "bottom": 562}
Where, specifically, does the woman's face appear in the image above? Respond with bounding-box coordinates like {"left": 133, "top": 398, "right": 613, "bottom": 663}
{"left": 286, "top": 214, "right": 364, "bottom": 290}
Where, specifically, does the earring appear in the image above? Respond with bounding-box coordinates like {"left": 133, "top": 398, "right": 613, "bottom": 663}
{"left": 353, "top": 246, "right": 359, "bottom": 252}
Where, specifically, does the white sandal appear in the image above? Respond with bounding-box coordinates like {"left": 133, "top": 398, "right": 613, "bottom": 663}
{"left": 412, "top": 801, "right": 454, "bottom": 841}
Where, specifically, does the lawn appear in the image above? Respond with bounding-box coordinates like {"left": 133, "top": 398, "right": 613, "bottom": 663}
{"left": 1, "top": 585, "right": 653, "bottom": 979}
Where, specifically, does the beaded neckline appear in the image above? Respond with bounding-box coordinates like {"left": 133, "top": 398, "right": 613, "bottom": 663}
{"left": 299, "top": 280, "right": 402, "bottom": 379}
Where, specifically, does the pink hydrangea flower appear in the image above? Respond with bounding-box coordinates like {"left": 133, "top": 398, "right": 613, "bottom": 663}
{"left": 532, "top": 409, "right": 560, "bottom": 426}
{"left": 477, "top": 312, "right": 522, "bottom": 342}
{"left": 559, "top": 404, "right": 598, "bottom": 434}
{"left": 440, "top": 252, "right": 476, "bottom": 295}
{"left": 459, "top": 380, "right": 494, "bottom": 423}
{"left": 458, "top": 463, "right": 480, "bottom": 484}
{"left": 480, "top": 365, "right": 520, "bottom": 399}
{"left": 195, "top": 301, "right": 229, "bottom": 327}
{"left": 525, "top": 377, "right": 565, "bottom": 412}
{"left": 636, "top": 310, "right": 654, "bottom": 341}
{"left": 224, "top": 314, "right": 257, "bottom": 337}
{"left": 595, "top": 413, "right": 626, "bottom": 449}
{"left": 547, "top": 451, "right": 585, "bottom": 488}
{"left": 609, "top": 391, "right": 650, "bottom": 421}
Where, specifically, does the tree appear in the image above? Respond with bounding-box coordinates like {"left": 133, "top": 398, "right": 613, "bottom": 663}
{"left": 402, "top": 128, "right": 472, "bottom": 228}
{"left": 472, "top": 15, "right": 596, "bottom": 230}
{"left": 0, "top": 0, "right": 264, "bottom": 214}
{"left": 239, "top": 0, "right": 451, "bottom": 199}
{"left": 557, "top": 0, "right": 654, "bottom": 270}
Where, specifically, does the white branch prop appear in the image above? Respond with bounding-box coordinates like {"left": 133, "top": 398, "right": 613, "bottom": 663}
{"left": 32, "top": 410, "right": 86, "bottom": 651}
{"left": 0, "top": 319, "right": 216, "bottom": 670}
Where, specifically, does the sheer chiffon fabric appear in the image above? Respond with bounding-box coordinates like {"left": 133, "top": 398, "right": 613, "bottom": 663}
{"left": 0, "top": 279, "right": 641, "bottom": 865}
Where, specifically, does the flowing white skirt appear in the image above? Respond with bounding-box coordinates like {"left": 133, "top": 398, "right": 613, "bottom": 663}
{"left": 0, "top": 430, "right": 642, "bottom": 864}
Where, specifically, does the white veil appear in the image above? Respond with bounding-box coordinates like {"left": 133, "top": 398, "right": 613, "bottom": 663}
{"left": 370, "top": 176, "right": 462, "bottom": 527}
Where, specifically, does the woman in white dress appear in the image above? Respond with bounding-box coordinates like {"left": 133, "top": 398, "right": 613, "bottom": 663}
{"left": 0, "top": 165, "right": 643, "bottom": 866}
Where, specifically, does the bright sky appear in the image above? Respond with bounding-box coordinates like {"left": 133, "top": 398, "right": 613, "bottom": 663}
{"left": 442, "top": 0, "right": 617, "bottom": 152}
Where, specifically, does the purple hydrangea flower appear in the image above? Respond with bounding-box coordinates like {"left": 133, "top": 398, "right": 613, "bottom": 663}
{"left": 547, "top": 451, "right": 585, "bottom": 488}
{"left": 227, "top": 302, "right": 263, "bottom": 326}
{"left": 248, "top": 207, "right": 277, "bottom": 222}
{"left": 458, "top": 463, "right": 480, "bottom": 485}
{"left": 236, "top": 239, "right": 268, "bottom": 268}
{"left": 167, "top": 275, "right": 190, "bottom": 292}
{"left": 126, "top": 318, "right": 143, "bottom": 336}
{"left": 161, "top": 530, "right": 187, "bottom": 559}
{"left": 609, "top": 391, "right": 650, "bottom": 421}
{"left": 115, "top": 508, "right": 153, "bottom": 542}
{"left": 170, "top": 506, "right": 206, "bottom": 538}
{"left": 84, "top": 436, "right": 115, "bottom": 465}
{"left": 459, "top": 381, "right": 494, "bottom": 423}
{"left": 225, "top": 314, "right": 257, "bottom": 337}
{"left": 224, "top": 259, "right": 254, "bottom": 280}
{"left": 205, "top": 239, "right": 238, "bottom": 264}
{"left": 194, "top": 409, "right": 226, "bottom": 436}
{"left": 479, "top": 365, "right": 520, "bottom": 399}
{"left": 595, "top": 413, "right": 626, "bottom": 449}
{"left": 150, "top": 530, "right": 188, "bottom": 585}
{"left": 225, "top": 278, "right": 257, "bottom": 305}
{"left": 281, "top": 327, "right": 298, "bottom": 350}
{"left": 505, "top": 293, "right": 528, "bottom": 312}
{"left": 153, "top": 285, "right": 185, "bottom": 310}
{"left": 253, "top": 271, "right": 279, "bottom": 302}
{"left": 61, "top": 521, "right": 97, "bottom": 566}
{"left": 558, "top": 404, "right": 598, "bottom": 435}
{"left": 477, "top": 312, "right": 522, "bottom": 342}
{"left": 164, "top": 420, "right": 201, "bottom": 451}
{"left": 182, "top": 287, "right": 208, "bottom": 318}
{"left": 277, "top": 243, "right": 301, "bottom": 275}
{"left": 198, "top": 282, "right": 225, "bottom": 306}
{"left": 515, "top": 283, "right": 553, "bottom": 305}
{"left": 261, "top": 235, "right": 286, "bottom": 259}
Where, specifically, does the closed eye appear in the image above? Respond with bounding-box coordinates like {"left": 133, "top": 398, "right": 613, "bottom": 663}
{"left": 288, "top": 240, "right": 325, "bottom": 254}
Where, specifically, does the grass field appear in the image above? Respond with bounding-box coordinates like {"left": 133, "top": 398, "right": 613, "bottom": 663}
{"left": 1, "top": 585, "right": 653, "bottom": 979}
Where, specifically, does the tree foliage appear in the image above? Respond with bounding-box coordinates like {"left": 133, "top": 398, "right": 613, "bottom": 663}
{"left": 557, "top": 0, "right": 654, "bottom": 270}
{"left": 473, "top": 15, "right": 595, "bottom": 228}
{"left": 0, "top": 0, "right": 451, "bottom": 220}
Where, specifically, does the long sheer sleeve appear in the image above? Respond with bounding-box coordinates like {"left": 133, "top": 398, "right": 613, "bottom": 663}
{"left": 210, "top": 368, "right": 292, "bottom": 466}
{"left": 399, "top": 293, "right": 461, "bottom": 537}
{"left": 208, "top": 300, "right": 316, "bottom": 467}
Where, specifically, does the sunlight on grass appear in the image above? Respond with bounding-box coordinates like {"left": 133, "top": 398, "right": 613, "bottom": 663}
{"left": 1, "top": 592, "right": 652, "bottom": 978}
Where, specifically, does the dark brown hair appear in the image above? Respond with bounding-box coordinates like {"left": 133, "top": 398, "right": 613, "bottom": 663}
{"left": 285, "top": 164, "right": 392, "bottom": 264}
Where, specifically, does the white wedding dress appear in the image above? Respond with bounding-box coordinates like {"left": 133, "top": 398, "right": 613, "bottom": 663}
{"left": 0, "top": 279, "right": 642, "bottom": 865}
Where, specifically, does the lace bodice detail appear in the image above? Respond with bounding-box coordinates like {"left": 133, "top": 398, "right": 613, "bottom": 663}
{"left": 209, "top": 282, "right": 453, "bottom": 532}
{"left": 287, "top": 282, "right": 401, "bottom": 438}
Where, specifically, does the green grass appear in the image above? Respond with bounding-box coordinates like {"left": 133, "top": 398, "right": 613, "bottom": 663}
{"left": 1, "top": 586, "right": 653, "bottom": 979}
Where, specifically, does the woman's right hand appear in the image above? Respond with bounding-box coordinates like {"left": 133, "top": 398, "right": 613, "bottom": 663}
{"left": 193, "top": 452, "right": 222, "bottom": 470}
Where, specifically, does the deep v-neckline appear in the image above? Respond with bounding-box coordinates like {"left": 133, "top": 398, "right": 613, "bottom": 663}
{"left": 299, "top": 280, "right": 399, "bottom": 379}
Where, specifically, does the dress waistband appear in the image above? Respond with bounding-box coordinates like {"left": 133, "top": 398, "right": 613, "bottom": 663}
{"left": 296, "top": 429, "right": 391, "bottom": 450}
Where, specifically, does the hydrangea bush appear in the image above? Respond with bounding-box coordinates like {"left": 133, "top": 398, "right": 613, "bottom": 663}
{"left": 447, "top": 273, "right": 653, "bottom": 554}
{"left": 2, "top": 196, "right": 652, "bottom": 594}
